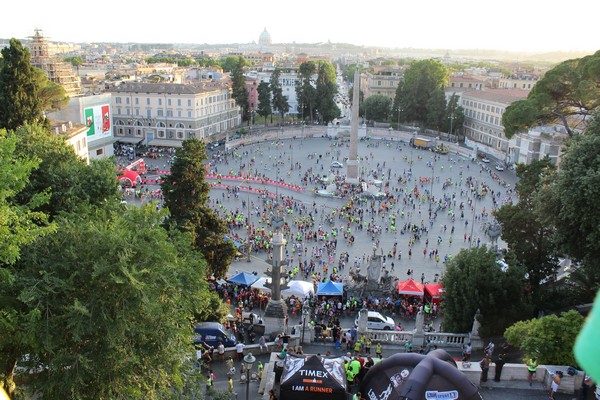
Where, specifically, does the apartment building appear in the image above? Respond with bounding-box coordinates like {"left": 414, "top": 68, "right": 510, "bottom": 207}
{"left": 364, "top": 67, "right": 403, "bottom": 100}
{"left": 461, "top": 89, "right": 528, "bottom": 157}
{"left": 110, "top": 82, "right": 241, "bottom": 146}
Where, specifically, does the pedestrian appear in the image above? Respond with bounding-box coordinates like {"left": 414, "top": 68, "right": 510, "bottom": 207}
{"left": 548, "top": 371, "right": 563, "bottom": 400}
{"left": 479, "top": 354, "right": 490, "bottom": 383}
{"left": 375, "top": 342, "right": 383, "bottom": 359}
{"left": 494, "top": 352, "right": 506, "bottom": 382}
{"left": 268, "top": 389, "right": 277, "bottom": 400}
{"left": 527, "top": 357, "right": 538, "bottom": 386}
{"left": 258, "top": 335, "right": 268, "bottom": 354}
{"left": 235, "top": 342, "right": 245, "bottom": 361}
{"left": 484, "top": 340, "right": 494, "bottom": 357}
{"left": 463, "top": 342, "right": 472, "bottom": 361}
{"left": 228, "top": 376, "right": 234, "bottom": 393}
{"left": 206, "top": 371, "right": 214, "bottom": 393}
{"left": 217, "top": 341, "right": 225, "bottom": 361}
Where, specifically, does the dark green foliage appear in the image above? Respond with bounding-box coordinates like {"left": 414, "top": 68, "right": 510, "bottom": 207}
{"left": 441, "top": 246, "right": 530, "bottom": 337}
{"left": 230, "top": 57, "right": 250, "bottom": 121}
{"left": 296, "top": 61, "right": 317, "bottom": 123}
{"left": 502, "top": 50, "right": 600, "bottom": 137}
{"left": 494, "top": 158, "right": 558, "bottom": 303}
{"left": 315, "top": 61, "right": 340, "bottom": 124}
{"left": 161, "top": 138, "right": 234, "bottom": 277}
{"left": 0, "top": 39, "right": 43, "bottom": 130}
{"left": 361, "top": 95, "right": 392, "bottom": 122}
{"left": 505, "top": 310, "right": 584, "bottom": 365}
{"left": 257, "top": 81, "right": 272, "bottom": 124}
{"left": 270, "top": 69, "right": 289, "bottom": 121}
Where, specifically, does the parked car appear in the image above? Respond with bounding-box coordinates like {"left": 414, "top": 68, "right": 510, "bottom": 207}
{"left": 354, "top": 311, "right": 395, "bottom": 330}
{"left": 331, "top": 161, "right": 344, "bottom": 168}
{"left": 481, "top": 158, "right": 490, "bottom": 163}
{"left": 495, "top": 164, "right": 505, "bottom": 171}
{"left": 193, "top": 322, "right": 237, "bottom": 348}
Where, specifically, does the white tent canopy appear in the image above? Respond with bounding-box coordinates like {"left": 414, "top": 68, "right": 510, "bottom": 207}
{"left": 282, "top": 280, "right": 314, "bottom": 298}
{"left": 251, "top": 276, "right": 272, "bottom": 292}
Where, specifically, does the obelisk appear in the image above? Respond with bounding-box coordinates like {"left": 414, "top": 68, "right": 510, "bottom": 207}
{"left": 263, "top": 229, "right": 288, "bottom": 337}
{"left": 346, "top": 67, "right": 360, "bottom": 184}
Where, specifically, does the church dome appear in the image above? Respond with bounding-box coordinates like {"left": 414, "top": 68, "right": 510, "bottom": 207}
{"left": 259, "top": 28, "right": 272, "bottom": 46}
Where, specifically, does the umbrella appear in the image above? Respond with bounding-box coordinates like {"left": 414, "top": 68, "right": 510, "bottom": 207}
{"left": 226, "top": 272, "right": 259, "bottom": 287}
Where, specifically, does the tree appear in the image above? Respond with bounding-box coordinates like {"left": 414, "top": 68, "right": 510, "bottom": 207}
{"left": 504, "top": 310, "right": 584, "bottom": 365}
{"left": 296, "top": 61, "right": 317, "bottom": 123}
{"left": 392, "top": 80, "right": 404, "bottom": 124}
{"left": 230, "top": 57, "right": 249, "bottom": 122}
{"left": 13, "top": 124, "right": 120, "bottom": 219}
{"left": 220, "top": 55, "right": 249, "bottom": 73}
{"left": 161, "top": 138, "right": 235, "bottom": 277}
{"left": 397, "top": 59, "right": 449, "bottom": 126}
{"left": 270, "top": 69, "right": 289, "bottom": 123}
{"left": 0, "top": 39, "right": 43, "bottom": 130}
{"left": 441, "top": 246, "right": 529, "bottom": 337}
{"left": 256, "top": 81, "right": 272, "bottom": 126}
{"left": 0, "top": 131, "right": 54, "bottom": 266}
{"left": 33, "top": 67, "right": 69, "bottom": 113}
{"left": 502, "top": 50, "right": 600, "bottom": 138}
{"left": 361, "top": 95, "right": 392, "bottom": 122}
{"left": 10, "top": 206, "right": 211, "bottom": 398}
{"left": 64, "top": 55, "right": 83, "bottom": 73}
{"left": 549, "top": 114, "right": 600, "bottom": 297}
{"left": 314, "top": 61, "right": 339, "bottom": 124}
{"left": 425, "top": 88, "right": 447, "bottom": 130}
{"left": 443, "top": 93, "right": 465, "bottom": 136}
{"left": 494, "top": 158, "right": 558, "bottom": 304}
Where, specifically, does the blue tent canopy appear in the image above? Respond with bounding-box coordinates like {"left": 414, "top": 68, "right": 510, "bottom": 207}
{"left": 224, "top": 235, "right": 244, "bottom": 248}
{"left": 226, "top": 272, "right": 259, "bottom": 287}
{"left": 316, "top": 281, "right": 343, "bottom": 296}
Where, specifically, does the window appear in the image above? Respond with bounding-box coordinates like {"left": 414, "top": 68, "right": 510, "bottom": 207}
{"left": 126, "top": 97, "right": 130, "bottom": 104}
{"left": 135, "top": 108, "right": 140, "bottom": 116}
{"left": 135, "top": 98, "right": 139, "bottom": 105}
{"left": 187, "top": 99, "right": 192, "bottom": 107}
{"left": 135, "top": 129, "right": 142, "bottom": 137}
{"left": 167, "top": 99, "right": 172, "bottom": 106}
{"left": 96, "top": 149, "right": 103, "bottom": 156}
{"left": 147, "top": 109, "right": 152, "bottom": 118}
{"left": 178, "top": 110, "right": 182, "bottom": 117}
{"left": 158, "top": 130, "right": 165, "bottom": 138}
{"left": 116, "top": 97, "right": 122, "bottom": 104}
{"left": 188, "top": 111, "right": 192, "bottom": 118}
{"left": 157, "top": 109, "right": 164, "bottom": 117}
{"left": 147, "top": 98, "right": 150, "bottom": 105}
{"left": 167, "top": 110, "right": 173, "bottom": 117}
{"left": 177, "top": 99, "right": 181, "bottom": 106}
{"left": 177, "top": 131, "right": 183, "bottom": 139}
{"left": 158, "top": 98, "right": 162, "bottom": 106}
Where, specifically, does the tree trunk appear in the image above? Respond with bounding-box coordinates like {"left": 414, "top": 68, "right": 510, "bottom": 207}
{"left": 2, "top": 357, "right": 17, "bottom": 396}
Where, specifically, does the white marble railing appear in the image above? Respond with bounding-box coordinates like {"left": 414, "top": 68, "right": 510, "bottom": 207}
{"left": 334, "top": 328, "right": 469, "bottom": 348}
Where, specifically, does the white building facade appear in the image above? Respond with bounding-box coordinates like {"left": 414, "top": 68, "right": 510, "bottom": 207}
{"left": 110, "top": 82, "right": 241, "bottom": 146}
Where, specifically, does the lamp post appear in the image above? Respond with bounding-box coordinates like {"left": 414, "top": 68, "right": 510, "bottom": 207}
{"left": 244, "top": 352, "right": 256, "bottom": 400}
{"left": 449, "top": 112, "right": 455, "bottom": 142}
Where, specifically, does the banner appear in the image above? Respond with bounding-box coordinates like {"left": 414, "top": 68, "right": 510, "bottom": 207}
{"left": 84, "top": 104, "right": 112, "bottom": 141}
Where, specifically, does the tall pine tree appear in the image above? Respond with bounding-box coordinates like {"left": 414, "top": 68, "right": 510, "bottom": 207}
{"left": 0, "top": 39, "right": 43, "bottom": 130}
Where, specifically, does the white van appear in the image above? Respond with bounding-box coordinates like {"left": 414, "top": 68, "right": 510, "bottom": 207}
{"left": 354, "top": 311, "right": 395, "bottom": 330}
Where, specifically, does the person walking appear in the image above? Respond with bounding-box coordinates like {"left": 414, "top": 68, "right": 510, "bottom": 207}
{"left": 527, "top": 357, "right": 538, "bottom": 386}
{"left": 479, "top": 354, "right": 490, "bottom": 383}
{"left": 548, "top": 371, "right": 563, "bottom": 400}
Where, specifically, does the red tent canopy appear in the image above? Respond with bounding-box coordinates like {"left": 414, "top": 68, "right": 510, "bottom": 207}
{"left": 117, "top": 169, "right": 142, "bottom": 187}
{"left": 397, "top": 279, "right": 424, "bottom": 296}
{"left": 424, "top": 283, "right": 444, "bottom": 304}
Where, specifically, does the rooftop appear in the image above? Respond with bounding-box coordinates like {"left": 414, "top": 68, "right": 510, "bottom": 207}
{"left": 111, "top": 81, "right": 229, "bottom": 95}
{"left": 462, "top": 89, "right": 529, "bottom": 105}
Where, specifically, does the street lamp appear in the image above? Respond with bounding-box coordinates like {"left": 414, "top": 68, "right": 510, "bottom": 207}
{"left": 449, "top": 113, "right": 455, "bottom": 142}
{"left": 244, "top": 352, "right": 256, "bottom": 400}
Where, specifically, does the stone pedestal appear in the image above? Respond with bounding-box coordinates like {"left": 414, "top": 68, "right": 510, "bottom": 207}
{"left": 263, "top": 300, "right": 287, "bottom": 337}
{"left": 345, "top": 159, "right": 359, "bottom": 184}
{"left": 413, "top": 310, "right": 425, "bottom": 346}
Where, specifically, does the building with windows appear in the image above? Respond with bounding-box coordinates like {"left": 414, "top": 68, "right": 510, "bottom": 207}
{"left": 509, "top": 126, "right": 566, "bottom": 166}
{"left": 50, "top": 120, "right": 89, "bottom": 164}
{"left": 28, "top": 29, "right": 82, "bottom": 97}
{"left": 110, "top": 82, "right": 241, "bottom": 146}
{"left": 247, "top": 70, "right": 301, "bottom": 116}
{"left": 364, "top": 67, "right": 403, "bottom": 100}
{"left": 461, "top": 89, "right": 528, "bottom": 160}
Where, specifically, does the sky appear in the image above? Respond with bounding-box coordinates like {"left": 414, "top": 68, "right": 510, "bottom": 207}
{"left": 2, "top": 0, "right": 599, "bottom": 53}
